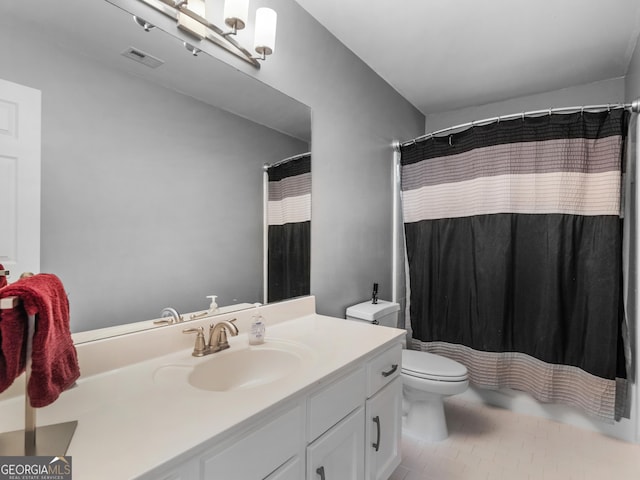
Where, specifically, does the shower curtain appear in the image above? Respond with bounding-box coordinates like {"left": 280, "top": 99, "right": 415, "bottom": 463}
{"left": 400, "top": 109, "right": 630, "bottom": 422}
{"left": 266, "top": 154, "right": 311, "bottom": 303}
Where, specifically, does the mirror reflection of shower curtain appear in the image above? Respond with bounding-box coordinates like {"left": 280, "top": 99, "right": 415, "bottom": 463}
{"left": 266, "top": 154, "right": 311, "bottom": 303}
{"left": 400, "top": 109, "right": 631, "bottom": 422}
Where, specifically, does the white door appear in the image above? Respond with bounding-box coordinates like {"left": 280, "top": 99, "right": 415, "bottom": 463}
{"left": 0, "top": 78, "right": 41, "bottom": 282}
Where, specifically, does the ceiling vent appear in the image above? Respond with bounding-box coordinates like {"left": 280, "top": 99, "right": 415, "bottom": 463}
{"left": 121, "top": 47, "right": 164, "bottom": 68}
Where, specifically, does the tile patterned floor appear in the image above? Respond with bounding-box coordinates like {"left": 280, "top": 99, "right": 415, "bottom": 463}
{"left": 390, "top": 398, "right": 640, "bottom": 480}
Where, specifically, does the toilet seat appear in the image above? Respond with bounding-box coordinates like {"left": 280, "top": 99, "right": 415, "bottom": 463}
{"left": 402, "top": 350, "right": 468, "bottom": 382}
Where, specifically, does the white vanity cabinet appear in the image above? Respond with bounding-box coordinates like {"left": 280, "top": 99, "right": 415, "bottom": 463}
{"left": 139, "top": 402, "right": 305, "bottom": 480}
{"left": 365, "top": 377, "right": 402, "bottom": 480}
{"left": 306, "top": 343, "right": 402, "bottom": 480}
{"left": 365, "top": 344, "right": 403, "bottom": 480}
{"left": 135, "top": 338, "right": 403, "bottom": 480}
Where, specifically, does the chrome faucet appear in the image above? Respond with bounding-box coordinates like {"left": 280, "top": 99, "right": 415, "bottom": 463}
{"left": 183, "top": 318, "right": 238, "bottom": 357}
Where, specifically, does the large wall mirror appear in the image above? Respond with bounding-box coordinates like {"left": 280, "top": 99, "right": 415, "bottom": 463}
{"left": 0, "top": 0, "right": 311, "bottom": 340}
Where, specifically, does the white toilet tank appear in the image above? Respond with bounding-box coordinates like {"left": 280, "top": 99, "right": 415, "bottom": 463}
{"left": 345, "top": 300, "right": 400, "bottom": 328}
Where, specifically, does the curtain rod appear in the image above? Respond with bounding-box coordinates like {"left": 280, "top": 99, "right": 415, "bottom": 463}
{"left": 263, "top": 151, "right": 311, "bottom": 171}
{"left": 397, "top": 99, "right": 640, "bottom": 148}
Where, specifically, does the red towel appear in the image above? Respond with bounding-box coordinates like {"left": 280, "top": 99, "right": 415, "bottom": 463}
{"left": 0, "top": 273, "right": 80, "bottom": 407}
{"left": 0, "top": 276, "right": 27, "bottom": 394}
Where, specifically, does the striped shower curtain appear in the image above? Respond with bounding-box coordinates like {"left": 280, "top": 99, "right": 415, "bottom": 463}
{"left": 266, "top": 154, "right": 311, "bottom": 303}
{"left": 400, "top": 110, "right": 630, "bottom": 422}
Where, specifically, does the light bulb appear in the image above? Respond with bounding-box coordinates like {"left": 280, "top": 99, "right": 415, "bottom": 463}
{"left": 254, "top": 7, "right": 277, "bottom": 57}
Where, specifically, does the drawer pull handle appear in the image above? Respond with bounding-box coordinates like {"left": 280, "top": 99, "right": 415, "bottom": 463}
{"left": 316, "top": 466, "right": 326, "bottom": 480}
{"left": 372, "top": 415, "right": 381, "bottom": 452}
{"left": 381, "top": 364, "right": 398, "bottom": 377}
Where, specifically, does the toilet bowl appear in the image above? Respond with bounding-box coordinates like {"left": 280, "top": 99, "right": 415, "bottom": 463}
{"left": 345, "top": 299, "right": 469, "bottom": 442}
{"left": 401, "top": 349, "right": 468, "bottom": 442}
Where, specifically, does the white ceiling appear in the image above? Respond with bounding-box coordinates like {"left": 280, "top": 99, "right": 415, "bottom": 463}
{"left": 294, "top": 0, "right": 640, "bottom": 115}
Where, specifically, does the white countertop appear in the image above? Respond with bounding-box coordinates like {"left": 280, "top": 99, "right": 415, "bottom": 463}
{"left": 0, "top": 303, "right": 404, "bottom": 479}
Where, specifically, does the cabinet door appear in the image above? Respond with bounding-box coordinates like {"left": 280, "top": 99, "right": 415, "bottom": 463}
{"left": 265, "top": 456, "right": 303, "bottom": 480}
{"left": 365, "top": 377, "right": 402, "bottom": 480}
{"left": 307, "top": 407, "right": 365, "bottom": 480}
{"left": 201, "top": 403, "right": 304, "bottom": 480}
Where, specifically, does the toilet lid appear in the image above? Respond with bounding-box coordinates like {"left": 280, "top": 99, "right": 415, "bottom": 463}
{"left": 402, "top": 350, "right": 468, "bottom": 381}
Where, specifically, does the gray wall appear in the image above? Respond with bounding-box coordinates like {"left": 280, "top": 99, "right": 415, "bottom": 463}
{"left": 425, "top": 76, "right": 626, "bottom": 132}
{"left": 0, "top": 22, "right": 307, "bottom": 331}
{"left": 249, "top": 0, "right": 425, "bottom": 316}
{"left": 108, "top": 0, "right": 425, "bottom": 318}
{"left": 626, "top": 34, "right": 640, "bottom": 101}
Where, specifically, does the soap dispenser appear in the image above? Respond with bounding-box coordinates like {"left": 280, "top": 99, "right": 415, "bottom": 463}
{"left": 206, "top": 295, "right": 219, "bottom": 314}
{"left": 249, "top": 304, "right": 265, "bottom": 345}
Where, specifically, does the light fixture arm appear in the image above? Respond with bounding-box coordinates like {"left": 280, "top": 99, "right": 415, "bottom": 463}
{"left": 222, "top": 24, "right": 239, "bottom": 37}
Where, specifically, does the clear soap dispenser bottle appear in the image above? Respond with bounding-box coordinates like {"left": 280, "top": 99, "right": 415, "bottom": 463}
{"left": 249, "top": 304, "right": 265, "bottom": 345}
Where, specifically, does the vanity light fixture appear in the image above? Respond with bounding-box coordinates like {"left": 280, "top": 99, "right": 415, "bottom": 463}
{"left": 135, "top": 0, "right": 277, "bottom": 68}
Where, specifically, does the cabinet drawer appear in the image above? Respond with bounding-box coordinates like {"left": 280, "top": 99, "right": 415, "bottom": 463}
{"left": 307, "top": 366, "right": 366, "bottom": 442}
{"left": 201, "top": 403, "right": 304, "bottom": 480}
{"left": 366, "top": 343, "right": 402, "bottom": 397}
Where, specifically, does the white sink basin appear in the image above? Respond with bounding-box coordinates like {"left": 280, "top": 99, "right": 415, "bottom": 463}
{"left": 153, "top": 338, "right": 316, "bottom": 393}
{"left": 188, "top": 347, "right": 302, "bottom": 392}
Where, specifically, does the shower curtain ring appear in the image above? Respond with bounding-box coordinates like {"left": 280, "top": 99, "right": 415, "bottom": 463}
{"left": 449, "top": 136, "right": 452, "bottom": 146}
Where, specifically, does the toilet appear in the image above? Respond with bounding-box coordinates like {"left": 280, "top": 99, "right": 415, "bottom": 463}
{"left": 346, "top": 300, "right": 469, "bottom": 442}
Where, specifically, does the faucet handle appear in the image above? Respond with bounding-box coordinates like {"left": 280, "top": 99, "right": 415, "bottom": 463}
{"left": 183, "top": 326, "right": 207, "bottom": 356}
